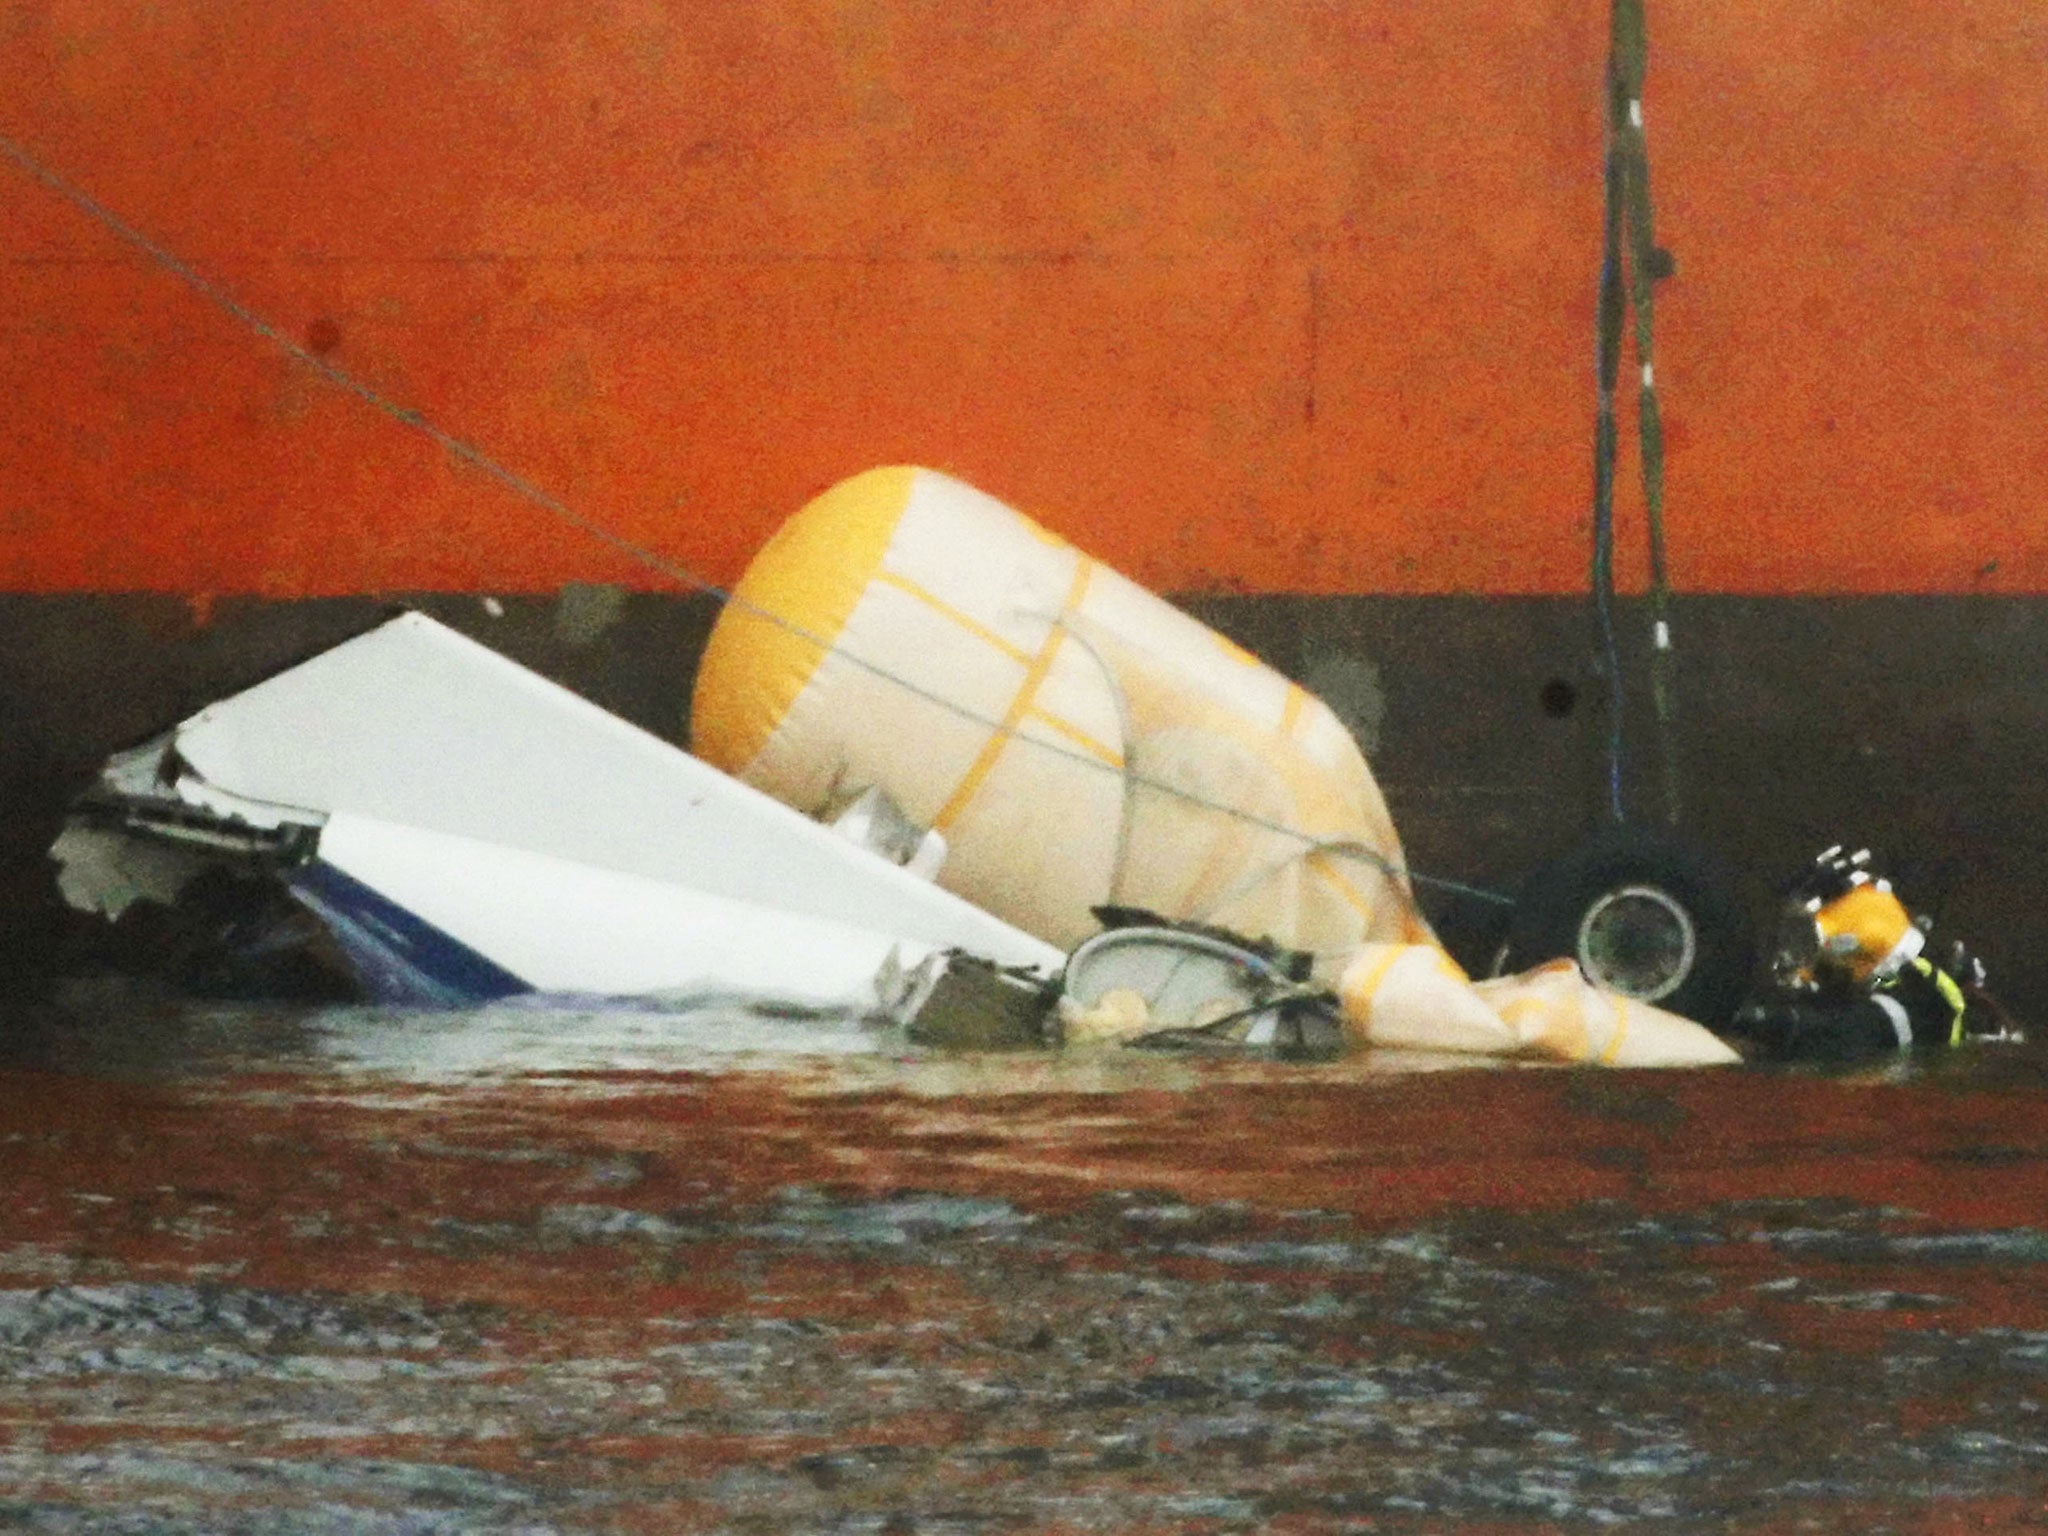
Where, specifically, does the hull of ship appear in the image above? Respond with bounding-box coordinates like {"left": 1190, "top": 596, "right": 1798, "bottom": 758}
{"left": 3, "top": 1, "right": 2045, "bottom": 1003}
{"left": 7, "top": 588, "right": 2042, "bottom": 1010}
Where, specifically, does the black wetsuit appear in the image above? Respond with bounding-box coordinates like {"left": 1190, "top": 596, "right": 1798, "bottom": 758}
{"left": 1738, "top": 957, "right": 1969, "bottom": 1063}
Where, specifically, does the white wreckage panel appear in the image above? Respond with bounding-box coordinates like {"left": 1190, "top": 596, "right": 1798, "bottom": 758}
{"left": 54, "top": 613, "right": 1062, "bottom": 1007}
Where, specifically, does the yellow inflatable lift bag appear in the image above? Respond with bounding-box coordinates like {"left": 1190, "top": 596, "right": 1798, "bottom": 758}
{"left": 694, "top": 467, "right": 1739, "bottom": 1068}
{"left": 693, "top": 467, "right": 1426, "bottom": 959}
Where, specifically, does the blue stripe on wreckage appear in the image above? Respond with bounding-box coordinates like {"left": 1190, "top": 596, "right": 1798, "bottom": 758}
{"left": 286, "top": 861, "right": 532, "bottom": 1007}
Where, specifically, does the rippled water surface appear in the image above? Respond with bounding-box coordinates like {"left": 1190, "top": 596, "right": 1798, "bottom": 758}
{"left": 4, "top": 983, "right": 2048, "bottom": 1532}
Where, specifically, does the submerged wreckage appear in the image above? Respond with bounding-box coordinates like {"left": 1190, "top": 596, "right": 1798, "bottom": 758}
{"left": 53, "top": 468, "right": 1740, "bottom": 1067}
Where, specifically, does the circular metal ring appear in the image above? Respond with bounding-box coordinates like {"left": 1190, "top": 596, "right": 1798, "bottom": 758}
{"left": 1576, "top": 884, "right": 1697, "bottom": 1003}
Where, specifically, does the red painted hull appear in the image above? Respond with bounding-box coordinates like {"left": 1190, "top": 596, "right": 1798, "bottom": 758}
{"left": 4, "top": 0, "right": 2045, "bottom": 600}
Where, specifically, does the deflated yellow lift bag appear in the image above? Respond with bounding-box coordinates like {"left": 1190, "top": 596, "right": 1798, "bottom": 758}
{"left": 693, "top": 466, "right": 1427, "bottom": 958}
{"left": 1336, "top": 945, "right": 1737, "bottom": 1067}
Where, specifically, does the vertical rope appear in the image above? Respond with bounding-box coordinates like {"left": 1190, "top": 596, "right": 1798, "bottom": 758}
{"left": 1591, "top": 7, "right": 1630, "bottom": 825}
{"left": 1613, "top": 0, "right": 1681, "bottom": 828}
{"left": 1590, "top": 0, "right": 1679, "bottom": 828}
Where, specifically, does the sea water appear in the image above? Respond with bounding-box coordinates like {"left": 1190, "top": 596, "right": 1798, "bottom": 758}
{"left": 1, "top": 982, "right": 2046, "bottom": 1533}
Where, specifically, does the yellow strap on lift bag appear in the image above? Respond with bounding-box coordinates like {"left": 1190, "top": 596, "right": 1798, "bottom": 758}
{"left": 692, "top": 467, "right": 1426, "bottom": 957}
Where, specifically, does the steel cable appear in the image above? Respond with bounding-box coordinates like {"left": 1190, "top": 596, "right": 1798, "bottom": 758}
{"left": 0, "top": 130, "right": 1514, "bottom": 912}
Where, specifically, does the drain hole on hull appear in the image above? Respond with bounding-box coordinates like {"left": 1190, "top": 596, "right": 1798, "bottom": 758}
{"left": 1540, "top": 678, "right": 1578, "bottom": 719}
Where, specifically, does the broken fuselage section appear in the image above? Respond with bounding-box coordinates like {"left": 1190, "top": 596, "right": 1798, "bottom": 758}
{"left": 53, "top": 613, "right": 1062, "bottom": 1011}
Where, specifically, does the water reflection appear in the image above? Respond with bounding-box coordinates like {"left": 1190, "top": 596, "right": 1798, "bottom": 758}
{"left": 4, "top": 978, "right": 1511, "bottom": 1091}
{"left": 2, "top": 983, "right": 2047, "bottom": 1532}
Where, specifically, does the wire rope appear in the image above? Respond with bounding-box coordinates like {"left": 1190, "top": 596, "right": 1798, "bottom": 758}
{"left": 0, "top": 129, "right": 1514, "bottom": 912}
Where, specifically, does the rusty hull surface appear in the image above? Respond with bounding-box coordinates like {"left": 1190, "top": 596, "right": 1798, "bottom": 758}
{"left": 3, "top": 992, "right": 2048, "bottom": 1533}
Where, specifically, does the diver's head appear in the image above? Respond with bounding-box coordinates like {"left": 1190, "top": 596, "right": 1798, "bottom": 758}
{"left": 1774, "top": 847, "right": 1924, "bottom": 990}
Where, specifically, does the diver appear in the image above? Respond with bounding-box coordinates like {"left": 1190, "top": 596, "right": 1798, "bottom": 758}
{"left": 1732, "top": 845, "right": 2016, "bottom": 1062}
